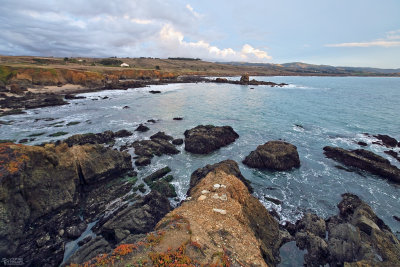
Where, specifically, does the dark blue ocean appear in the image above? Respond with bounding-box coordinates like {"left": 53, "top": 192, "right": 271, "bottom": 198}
{"left": 1, "top": 76, "right": 399, "bottom": 240}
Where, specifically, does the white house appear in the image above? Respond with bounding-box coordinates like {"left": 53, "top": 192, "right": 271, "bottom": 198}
{"left": 120, "top": 63, "right": 129, "bottom": 67}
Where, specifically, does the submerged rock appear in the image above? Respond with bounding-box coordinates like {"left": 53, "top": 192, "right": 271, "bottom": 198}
{"left": 135, "top": 124, "right": 149, "bottom": 132}
{"left": 323, "top": 146, "right": 400, "bottom": 184}
{"left": 184, "top": 125, "right": 239, "bottom": 154}
{"left": 243, "top": 141, "right": 300, "bottom": 171}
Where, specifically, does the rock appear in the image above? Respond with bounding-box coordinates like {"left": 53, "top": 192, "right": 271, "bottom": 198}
{"left": 65, "top": 222, "right": 87, "bottom": 239}
{"left": 264, "top": 196, "right": 282, "bottom": 205}
{"left": 149, "top": 90, "right": 161, "bottom": 94}
{"left": 184, "top": 125, "right": 239, "bottom": 154}
{"left": 98, "top": 191, "right": 172, "bottom": 245}
{"left": 173, "top": 117, "right": 183, "bottom": 120}
{"left": 135, "top": 124, "right": 149, "bottom": 132}
{"left": 0, "top": 142, "right": 132, "bottom": 258}
{"left": 150, "top": 180, "right": 177, "bottom": 198}
{"left": 114, "top": 129, "right": 133, "bottom": 138}
{"left": 172, "top": 138, "right": 183, "bottom": 145}
{"left": 143, "top": 166, "right": 171, "bottom": 185}
{"left": 323, "top": 146, "right": 400, "bottom": 184}
{"left": 67, "top": 236, "right": 111, "bottom": 265}
{"left": 77, "top": 236, "right": 92, "bottom": 246}
{"left": 243, "top": 141, "right": 300, "bottom": 171}
{"left": 373, "top": 134, "right": 398, "bottom": 147}
{"left": 357, "top": 141, "right": 368, "bottom": 147}
{"left": 384, "top": 150, "right": 400, "bottom": 162}
{"left": 9, "top": 83, "right": 27, "bottom": 95}
{"left": 18, "top": 138, "right": 29, "bottom": 143}
{"left": 0, "top": 93, "right": 67, "bottom": 111}
{"left": 122, "top": 105, "right": 130, "bottom": 109}
{"left": 132, "top": 137, "right": 179, "bottom": 158}
{"left": 215, "top": 78, "right": 228, "bottom": 83}
{"left": 65, "top": 94, "right": 86, "bottom": 100}
{"left": 118, "top": 160, "right": 279, "bottom": 266}
{"left": 290, "top": 193, "right": 400, "bottom": 266}
{"left": 135, "top": 156, "right": 151, "bottom": 166}
{"left": 296, "top": 213, "right": 326, "bottom": 238}
{"left": 188, "top": 159, "right": 253, "bottom": 195}
{"left": 240, "top": 73, "right": 250, "bottom": 83}
{"left": 393, "top": 216, "right": 400, "bottom": 222}
{"left": 147, "top": 119, "right": 156, "bottom": 123}
{"left": 150, "top": 131, "right": 173, "bottom": 141}
{"left": 64, "top": 130, "right": 129, "bottom": 146}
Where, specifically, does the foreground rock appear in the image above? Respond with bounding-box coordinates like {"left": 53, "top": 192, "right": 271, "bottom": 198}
{"left": 184, "top": 125, "right": 239, "bottom": 154}
{"left": 243, "top": 141, "right": 301, "bottom": 171}
{"left": 323, "top": 146, "right": 400, "bottom": 184}
{"left": 287, "top": 193, "right": 400, "bottom": 266}
{"left": 71, "top": 160, "right": 280, "bottom": 266}
{"left": 0, "top": 142, "right": 132, "bottom": 265}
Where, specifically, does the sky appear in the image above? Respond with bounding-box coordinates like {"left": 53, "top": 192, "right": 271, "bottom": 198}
{"left": 0, "top": 0, "right": 399, "bottom": 68}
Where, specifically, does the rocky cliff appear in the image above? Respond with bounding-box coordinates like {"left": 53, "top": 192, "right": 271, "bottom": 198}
{"left": 0, "top": 142, "right": 132, "bottom": 263}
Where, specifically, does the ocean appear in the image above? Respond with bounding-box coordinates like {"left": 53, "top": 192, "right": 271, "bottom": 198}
{"left": 1, "top": 76, "right": 399, "bottom": 239}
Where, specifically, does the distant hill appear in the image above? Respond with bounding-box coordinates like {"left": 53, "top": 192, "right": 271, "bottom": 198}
{"left": 220, "top": 61, "right": 400, "bottom": 76}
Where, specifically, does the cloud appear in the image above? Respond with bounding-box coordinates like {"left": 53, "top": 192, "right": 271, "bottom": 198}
{"left": 156, "top": 24, "right": 271, "bottom": 62}
{"left": 0, "top": 0, "right": 271, "bottom": 62}
{"left": 326, "top": 29, "right": 400, "bottom": 48}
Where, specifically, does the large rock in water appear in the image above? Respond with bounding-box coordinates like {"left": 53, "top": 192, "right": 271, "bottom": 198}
{"left": 184, "top": 125, "right": 239, "bottom": 154}
{"left": 323, "top": 146, "right": 400, "bottom": 184}
{"left": 287, "top": 193, "right": 400, "bottom": 266}
{"left": 0, "top": 142, "right": 132, "bottom": 258}
{"left": 243, "top": 141, "right": 300, "bottom": 171}
{"left": 70, "top": 160, "right": 281, "bottom": 266}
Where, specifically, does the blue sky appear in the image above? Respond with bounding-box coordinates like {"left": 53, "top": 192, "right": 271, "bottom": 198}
{"left": 0, "top": 0, "right": 399, "bottom": 68}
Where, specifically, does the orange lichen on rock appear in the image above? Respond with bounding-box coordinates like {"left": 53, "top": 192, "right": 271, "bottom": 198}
{"left": 0, "top": 143, "right": 29, "bottom": 178}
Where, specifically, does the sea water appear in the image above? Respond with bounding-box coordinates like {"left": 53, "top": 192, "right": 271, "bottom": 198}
{"left": 1, "top": 76, "right": 399, "bottom": 239}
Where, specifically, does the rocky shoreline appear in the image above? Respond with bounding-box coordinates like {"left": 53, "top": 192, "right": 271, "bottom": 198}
{"left": 1, "top": 119, "right": 399, "bottom": 266}
{"left": 0, "top": 73, "right": 287, "bottom": 117}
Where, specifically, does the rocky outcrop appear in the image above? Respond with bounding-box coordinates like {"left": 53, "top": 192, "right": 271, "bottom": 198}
{"left": 132, "top": 132, "right": 180, "bottom": 166}
{"left": 96, "top": 191, "right": 172, "bottom": 245}
{"left": 243, "top": 141, "right": 301, "bottom": 171}
{"left": 71, "top": 160, "right": 280, "bottom": 266}
{"left": 184, "top": 125, "right": 239, "bottom": 154}
{"left": 0, "top": 142, "right": 132, "bottom": 263}
{"left": 211, "top": 76, "right": 288, "bottom": 87}
{"left": 287, "top": 194, "right": 400, "bottom": 266}
{"left": 0, "top": 93, "right": 67, "bottom": 112}
{"left": 373, "top": 134, "right": 398, "bottom": 148}
{"left": 63, "top": 129, "right": 132, "bottom": 146}
{"left": 323, "top": 146, "right": 400, "bottom": 184}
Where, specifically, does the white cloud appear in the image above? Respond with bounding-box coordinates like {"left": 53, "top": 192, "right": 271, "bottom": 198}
{"left": 157, "top": 24, "right": 271, "bottom": 62}
{"left": 186, "top": 4, "right": 201, "bottom": 18}
{"left": 326, "top": 29, "right": 400, "bottom": 48}
{"left": 0, "top": 0, "right": 272, "bottom": 62}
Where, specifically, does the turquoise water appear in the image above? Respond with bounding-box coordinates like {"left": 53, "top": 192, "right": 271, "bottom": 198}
{"left": 1, "top": 76, "right": 399, "bottom": 238}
